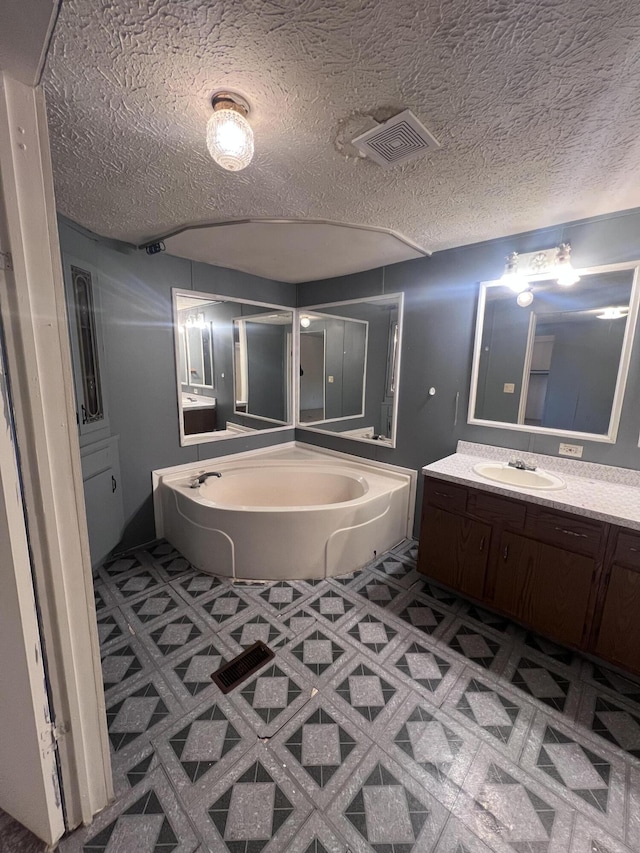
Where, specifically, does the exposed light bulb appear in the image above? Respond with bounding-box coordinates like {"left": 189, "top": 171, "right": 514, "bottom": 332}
{"left": 516, "top": 290, "right": 534, "bottom": 307}
{"left": 555, "top": 242, "right": 580, "bottom": 286}
{"left": 501, "top": 251, "right": 528, "bottom": 293}
{"left": 597, "top": 307, "right": 628, "bottom": 320}
{"left": 300, "top": 315, "right": 311, "bottom": 328}
{"left": 207, "top": 94, "right": 254, "bottom": 172}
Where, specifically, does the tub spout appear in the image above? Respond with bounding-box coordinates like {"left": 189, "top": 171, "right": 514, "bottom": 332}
{"left": 191, "top": 471, "right": 222, "bottom": 488}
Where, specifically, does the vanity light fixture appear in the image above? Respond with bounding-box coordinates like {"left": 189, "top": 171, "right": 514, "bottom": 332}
{"left": 555, "top": 242, "right": 580, "bottom": 286}
{"left": 597, "top": 306, "right": 629, "bottom": 320}
{"left": 206, "top": 92, "right": 254, "bottom": 171}
{"left": 516, "top": 289, "right": 534, "bottom": 308}
{"left": 300, "top": 315, "right": 311, "bottom": 328}
{"left": 501, "top": 252, "right": 528, "bottom": 293}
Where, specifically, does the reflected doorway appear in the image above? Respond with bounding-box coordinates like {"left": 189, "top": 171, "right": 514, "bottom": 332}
{"left": 299, "top": 331, "right": 325, "bottom": 422}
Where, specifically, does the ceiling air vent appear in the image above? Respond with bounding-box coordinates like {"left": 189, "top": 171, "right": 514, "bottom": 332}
{"left": 351, "top": 109, "right": 440, "bottom": 168}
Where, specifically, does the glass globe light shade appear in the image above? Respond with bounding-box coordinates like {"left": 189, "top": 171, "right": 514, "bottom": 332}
{"left": 516, "top": 290, "right": 534, "bottom": 307}
{"left": 206, "top": 107, "right": 254, "bottom": 171}
{"left": 300, "top": 316, "right": 311, "bottom": 328}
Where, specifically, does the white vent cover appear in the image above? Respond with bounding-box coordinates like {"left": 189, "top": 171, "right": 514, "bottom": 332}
{"left": 351, "top": 109, "right": 440, "bottom": 168}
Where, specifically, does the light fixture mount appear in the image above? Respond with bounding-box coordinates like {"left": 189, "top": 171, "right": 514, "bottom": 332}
{"left": 211, "top": 91, "right": 251, "bottom": 117}
{"left": 207, "top": 91, "right": 254, "bottom": 172}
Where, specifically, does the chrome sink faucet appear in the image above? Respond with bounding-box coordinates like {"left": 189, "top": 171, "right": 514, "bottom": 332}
{"left": 508, "top": 458, "right": 537, "bottom": 471}
{"left": 190, "top": 471, "right": 222, "bottom": 488}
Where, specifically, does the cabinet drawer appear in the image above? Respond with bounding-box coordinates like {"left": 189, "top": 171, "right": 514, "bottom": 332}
{"left": 612, "top": 529, "right": 640, "bottom": 571}
{"left": 526, "top": 508, "right": 604, "bottom": 557}
{"left": 424, "top": 478, "right": 467, "bottom": 513}
{"left": 467, "top": 490, "right": 526, "bottom": 528}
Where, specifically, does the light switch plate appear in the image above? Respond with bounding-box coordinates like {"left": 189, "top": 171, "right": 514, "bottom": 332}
{"left": 328, "top": 375, "right": 334, "bottom": 383}
{"left": 559, "top": 442, "right": 583, "bottom": 458}
{"left": 503, "top": 383, "right": 515, "bottom": 394}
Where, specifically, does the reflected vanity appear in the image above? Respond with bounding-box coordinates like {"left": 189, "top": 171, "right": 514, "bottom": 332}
{"left": 468, "top": 265, "right": 640, "bottom": 442}
{"left": 173, "top": 289, "right": 294, "bottom": 445}
{"left": 296, "top": 293, "right": 403, "bottom": 447}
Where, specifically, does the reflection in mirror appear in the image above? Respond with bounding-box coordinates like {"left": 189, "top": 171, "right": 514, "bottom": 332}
{"left": 173, "top": 290, "right": 294, "bottom": 445}
{"left": 233, "top": 314, "right": 292, "bottom": 423}
{"left": 297, "top": 293, "right": 403, "bottom": 446}
{"left": 469, "top": 266, "right": 639, "bottom": 440}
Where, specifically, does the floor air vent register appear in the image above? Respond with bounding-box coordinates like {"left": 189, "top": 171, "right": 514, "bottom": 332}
{"left": 211, "top": 641, "right": 275, "bottom": 693}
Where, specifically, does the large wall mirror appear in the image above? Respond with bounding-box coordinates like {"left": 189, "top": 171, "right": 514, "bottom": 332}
{"left": 468, "top": 264, "right": 640, "bottom": 442}
{"left": 296, "top": 293, "right": 403, "bottom": 446}
{"left": 173, "top": 289, "right": 294, "bottom": 445}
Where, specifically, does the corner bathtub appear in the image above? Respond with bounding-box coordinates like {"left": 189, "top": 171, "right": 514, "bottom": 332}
{"left": 153, "top": 444, "right": 416, "bottom": 580}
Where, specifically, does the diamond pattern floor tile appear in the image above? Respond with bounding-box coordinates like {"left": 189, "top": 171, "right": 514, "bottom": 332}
{"left": 456, "top": 745, "right": 575, "bottom": 853}
{"left": 227, "top": 658, "right": 313, "bottom": 738}
{"left": 327, "top": 746, "right": 450, "bottom": 853}
{"left": 68, "top": 538, "right": 640, "bottom": 853}
{"left": 267, "top": 693, "right": 372, "bottom": 808}
{"left": 58, "top": 768, "right": 198, "bottom": 853}
{"left": 152, "top": 694, "right": 256, "bottom": 802}
{"left": 520, "top": 715, "right": 628, "bottom": 839}
{"left": 188, "top": 743, "right": 313, "bottom": 852}
{"left": 381, "top": 695, "right": 480, "bottom": 807}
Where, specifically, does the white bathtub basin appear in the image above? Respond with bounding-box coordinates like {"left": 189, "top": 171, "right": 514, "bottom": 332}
{"left": 199, "top": 468, "right": 367, "bottom": 507}
{"left": 473, "top": 462, "right": 566, "bottom": 490}
{"left": 153, "top": 446, "right": 416, "bottom": 581}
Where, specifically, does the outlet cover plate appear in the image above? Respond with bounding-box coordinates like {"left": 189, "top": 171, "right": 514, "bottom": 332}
{"left": 559, "top": 442, "right": 583, "bottom": 458}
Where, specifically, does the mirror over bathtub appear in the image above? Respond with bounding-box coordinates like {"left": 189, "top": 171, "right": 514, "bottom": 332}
{"left": 173, "top": 289, "right": 294, "bottom": 445}
{"left": 296, "top": 293, "right": 404, "bottom": 447}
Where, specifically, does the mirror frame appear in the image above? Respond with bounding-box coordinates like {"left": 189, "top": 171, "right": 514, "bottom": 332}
{"left": 172, "top": 288, "right": 295, "bottom": 446}
{"left": 467, "top": 262, "right": 640, "bottom": 444}
{"left": 295, "top": 292, "right": 404, "bottom": 448}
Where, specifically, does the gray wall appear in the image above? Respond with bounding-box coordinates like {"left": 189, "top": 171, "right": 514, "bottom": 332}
{"left": 297, "top": 208, "right": 640, "bottom": 534}
{"left": 58, "top": 218, "right": 296, "bottom": 548}
{"left": 61, "top": 205, "right": 640, "bottom": 550}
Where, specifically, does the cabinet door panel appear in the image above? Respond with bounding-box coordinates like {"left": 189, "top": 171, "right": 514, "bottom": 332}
{"left": 524, "top": 541, "right": 594, "bottom": 648}
{"left": 493, "top": 532, "right": 593, "bottom": 647}
{"left": 83, "top": 468, "right": 124, "bottom": 566}
{"left": 419, "top": 506, "right": 490, "bottom": 599}
{"left": 595, "top": 564, "right": 640, "bottom": 674}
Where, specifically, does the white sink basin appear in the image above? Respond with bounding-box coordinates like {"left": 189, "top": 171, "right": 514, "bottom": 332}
{"left": 473, "top": 462, "right": 566, "bottom": 490}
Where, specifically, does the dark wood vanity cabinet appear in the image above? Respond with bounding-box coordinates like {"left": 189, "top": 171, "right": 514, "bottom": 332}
{"left": 593, "top": 528, "right": 640, "bottom": 673}
{"left": 418, "top": 475, "right": 640, "bottom": 675}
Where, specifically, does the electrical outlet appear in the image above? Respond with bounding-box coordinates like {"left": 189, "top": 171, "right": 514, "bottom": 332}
{"left": 503, "top": 383, "right": 515, "bottom": 394}
{"left": 559, "top": 442, "right": 583, "bottom": 458}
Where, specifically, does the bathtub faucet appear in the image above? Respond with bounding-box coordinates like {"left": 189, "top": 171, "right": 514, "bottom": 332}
{"left": 190, "top": 471, "right": 222, "bottom": 488}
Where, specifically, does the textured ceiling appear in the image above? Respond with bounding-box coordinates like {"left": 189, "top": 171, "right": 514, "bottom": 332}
{"left": 44, "top": 0, "right": 640, "bottom": 281}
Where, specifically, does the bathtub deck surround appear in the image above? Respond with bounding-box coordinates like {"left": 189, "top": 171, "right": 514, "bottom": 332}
{"left": 57, "top": 537, "right": 640, "bottom": 852}
{"left": 153, "top": 442, "right": 417, "bottom": 581}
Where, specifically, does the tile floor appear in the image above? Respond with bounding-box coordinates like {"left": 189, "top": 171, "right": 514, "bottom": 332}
{"left": 51, "top": 538, "right": 640, "bottom": 852}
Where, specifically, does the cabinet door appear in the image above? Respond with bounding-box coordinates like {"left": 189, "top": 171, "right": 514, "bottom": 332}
{"left": 595, "top": 564, "right": 640, "bottom": 674}
{"left": 419, "top": 505, "right": 490, "bottom": 599}
{"left": 83, "top": 468, "right": 124, "bottom": 566}
{"left": 493, "top": 531, "right": 594, "bottom": 647}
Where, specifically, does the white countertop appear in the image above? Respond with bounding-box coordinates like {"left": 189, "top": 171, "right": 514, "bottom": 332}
{"left": 182, "top": 394, "right": 216, "bottom": 410}
{"left": 423, "top": 441, "right": 640, "bottom": 531}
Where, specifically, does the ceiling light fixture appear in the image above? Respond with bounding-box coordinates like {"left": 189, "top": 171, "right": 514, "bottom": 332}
{"left": 206, "top": 92, "right": 254, "bottom": 172}
{"left": 516, "top": 290, "right": 534, "bottom": 308}
{"left": 597, "top": 306, "right": 629, "bottom": 320}
{"left": 501, "top": 252, "right": 528, "bottom": 293}
{"left": 555, "top": 242, "right": 580, "bottom": 286}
